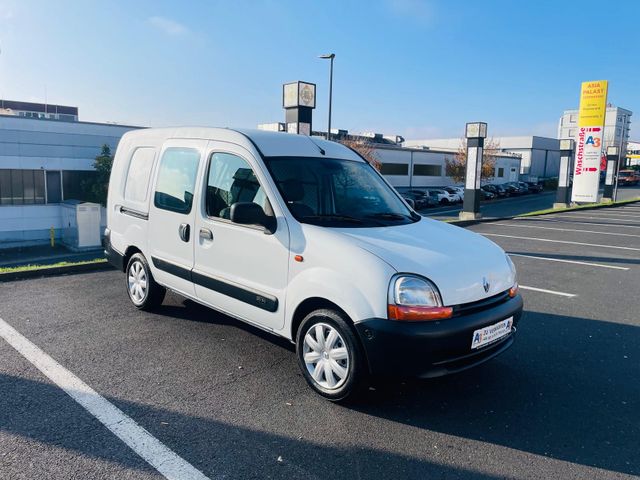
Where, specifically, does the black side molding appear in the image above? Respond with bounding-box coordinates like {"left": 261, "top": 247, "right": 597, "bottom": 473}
{"left": 191, "top": 271, "right": 278, "bottom": 313}
{"left": 151, "top": 257, "right": 192, "bottom": 282}
{"left": 119, "top": 206, "right": 149, "bottom": 220}
{"left": 151, "top": 256, "right": 278, "bottom": 312}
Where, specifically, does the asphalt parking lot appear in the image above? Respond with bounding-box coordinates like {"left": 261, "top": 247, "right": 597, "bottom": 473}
{"left": 1, "top": 203, "right": 639, "bottom": 479}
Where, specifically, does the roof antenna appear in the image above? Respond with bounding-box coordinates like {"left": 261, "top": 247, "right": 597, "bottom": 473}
{"left": 306, "top": 135, "right": 326, "bottom": 155}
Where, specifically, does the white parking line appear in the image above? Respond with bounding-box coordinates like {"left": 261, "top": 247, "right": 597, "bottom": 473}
{"left": 515, "top": 217, "right": 640, "bottom": 229}
{"left": 494, "top": 222, "right": 640, "bottom": 238}
{"left": 507, "top": 253, "right": 630, "bottom": 271}
{"left": 551, "top": 213, "right": 640, "bottom": 223}
{"left": 0, "top": 318, "right": 210, "bottom": 480}
{"left": 482, "top": 233, "right": 640, "bottom": 251}
{"left": 566, "top": 211, "right": 640, "bottom": 218}
{"left": 519, "top": 285, "right": 577, "bottom": 297}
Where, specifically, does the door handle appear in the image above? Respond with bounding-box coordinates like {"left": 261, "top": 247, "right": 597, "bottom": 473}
{"left": 199, "top": 227, "right": 213, "bottom": 240}
{"left": 178, "top": 223, "right": 190, "bottom": 242}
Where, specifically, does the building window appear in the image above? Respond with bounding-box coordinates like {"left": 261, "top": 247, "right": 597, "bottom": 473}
{"left": 498, "top": 167, "right": 505, "bottom": 177}
{"left": 62, "top": 171, "right": 98, "bottom": 201}
{"left": 569, "top": 114, "right": 577, "bottom": 123}
{"left": 380, "top": 163, "right": 409, "bottom": 175}
{"left": 0, "top": 169, "right": 45, "bottom": 205}
{"left": 46, "top": 171, "right": 62, "bottom": 203}
{"left": 568, "top": 129, "right": 576, "bottom": 138}
{"left": 413, "top": 164, "right": 442, "bottom": 176}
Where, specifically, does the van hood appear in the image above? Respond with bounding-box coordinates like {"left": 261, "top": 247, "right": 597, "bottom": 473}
{"left": 334, "top": 218, "right": 515, "bottom": 306}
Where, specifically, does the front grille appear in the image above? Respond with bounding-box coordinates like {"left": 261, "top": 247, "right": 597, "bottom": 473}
{"left": 451, "top": 290, "right": 510, "bottom": 317}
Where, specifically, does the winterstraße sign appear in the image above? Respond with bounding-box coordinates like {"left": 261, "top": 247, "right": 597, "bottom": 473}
{"left": 571, "top": 80, "right": 608, "bottom": 203}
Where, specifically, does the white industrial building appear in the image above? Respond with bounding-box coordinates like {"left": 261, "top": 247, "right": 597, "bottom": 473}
{"left": 404, "top": 136, "right": 559, "bottom": 180}
{"left": 557, "top": 105, "right": 632, "bottom": 153}
{"left": 375, "top": 145, "right": 520, "bottom": 188}
{"left": 0, "top": 105, "right": 139, "bottom": 248}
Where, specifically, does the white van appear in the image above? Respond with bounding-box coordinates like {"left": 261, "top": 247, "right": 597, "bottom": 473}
{"left": 105, "top": 128, "right": 522, "bottom": 401}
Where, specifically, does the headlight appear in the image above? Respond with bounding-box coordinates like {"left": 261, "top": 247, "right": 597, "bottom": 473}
{"left": 506, "top": 255, "right": 519, "bottom": 297}
{"left": 388, "top": 275, "right": 452, "bottom": 321}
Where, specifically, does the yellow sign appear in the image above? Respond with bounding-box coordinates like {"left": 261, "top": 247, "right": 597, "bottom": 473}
{"left": 578, "top": 80, "right": 608, "bottom": 127}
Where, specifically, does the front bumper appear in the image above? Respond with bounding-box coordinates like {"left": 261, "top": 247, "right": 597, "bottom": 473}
{"left": 354, "top": 294, "right": 523, "bottom": 378}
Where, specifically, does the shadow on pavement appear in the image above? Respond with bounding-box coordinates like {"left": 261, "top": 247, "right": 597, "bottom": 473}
{"left": 351, "top": 309, "right": 640, "bottom": 476}
{"left": 2, "top": 372, "right": 509, "bottom": 479}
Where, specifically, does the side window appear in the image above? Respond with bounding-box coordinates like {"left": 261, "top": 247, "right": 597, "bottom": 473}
{"left": 154, "top": 148, "right": 200, "bottom": 214}
{"left": 124, "top": 147, "right": 155, "bottom": 203}
{"left": 205, "top": 152, "right": 268, "bottom": 219}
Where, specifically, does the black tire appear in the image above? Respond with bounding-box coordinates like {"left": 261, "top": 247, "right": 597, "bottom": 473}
{"left": 440, "top": 198, "right": 449, "bottom": 205}
{"left": 125, "top": 253, "right": 166, "bottom": 311}
{"left": 296, "top": 309, "right": 367, "bottom": 402}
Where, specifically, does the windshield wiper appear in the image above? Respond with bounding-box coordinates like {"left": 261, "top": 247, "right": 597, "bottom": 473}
{"left": 300, "top": 214, "right": 365, "bottom": 224}
{"left": 366, "top": 212, "right": 412, "bottom": 220}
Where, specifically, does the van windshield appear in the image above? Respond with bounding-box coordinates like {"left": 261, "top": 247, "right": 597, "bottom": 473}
{"left": 263, "top": 156, "right": 419, "bottom": 228}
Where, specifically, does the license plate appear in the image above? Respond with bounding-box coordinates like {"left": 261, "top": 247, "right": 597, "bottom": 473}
{"left": 471, "top": 317, "right": 513, "bottom": 350}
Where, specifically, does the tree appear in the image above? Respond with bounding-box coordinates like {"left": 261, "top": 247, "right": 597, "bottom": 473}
{"left": 81, "top": 144, "right": 113, "bottom": 205}
{"left": 338, "top": 138, "right": 382, "bottom": 171}
{"left": 445, "top": 137, "right": 502, "bottom": 183}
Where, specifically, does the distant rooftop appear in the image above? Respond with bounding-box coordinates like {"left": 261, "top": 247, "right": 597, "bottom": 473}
{"left": 0, "top": 99, "right": 78, "bottom": 118}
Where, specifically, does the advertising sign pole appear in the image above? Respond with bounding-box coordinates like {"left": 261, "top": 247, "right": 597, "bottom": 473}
{"left": 602, "top": 146, "right": 619, "bottom": 202}
{"left": 571, "top": 80, "right": 608, "bottom": 203}
{"left": 554, "top": 139, "right": 574, "bottom": 209}
{"left": 282, "top": 81, "right": 316, "bottom": 135}
{"left": 459, "top": 122, "right": 487, "bottom": 221}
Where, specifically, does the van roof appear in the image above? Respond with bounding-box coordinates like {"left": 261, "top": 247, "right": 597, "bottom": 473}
{"left": 119, "top": 127, "right": 364, "bottom": 161}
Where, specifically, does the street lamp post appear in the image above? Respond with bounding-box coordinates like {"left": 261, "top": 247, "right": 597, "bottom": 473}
{"left": 602, "top": 145, "right": 619, "bottom": 203}
{"left": 319, "top": 53, "right": 335, "bottom": 140}
{"left": 459, "top": 122, "right": 487, "bottom": 221}
{"left": 554, "top": 139, "right": 575, "bottom": 209}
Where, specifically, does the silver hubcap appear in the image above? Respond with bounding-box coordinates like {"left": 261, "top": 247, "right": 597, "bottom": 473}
{"left": 303, "top": 323, "right": 349, "bottom": 390}
{"left": 128, "top": 260, "right": 147, "bottom": 304}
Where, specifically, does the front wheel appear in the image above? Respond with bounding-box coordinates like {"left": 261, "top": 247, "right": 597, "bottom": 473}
{"left": 126, "top": 253, "right": 166, "bottom": 311}
{"left": 296, "top": 309, "right": 367, "bottom": 401}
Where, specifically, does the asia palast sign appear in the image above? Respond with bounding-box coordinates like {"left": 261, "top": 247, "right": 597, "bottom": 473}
{"left": 571, "top": 80, "right": 608, "bottom": 203}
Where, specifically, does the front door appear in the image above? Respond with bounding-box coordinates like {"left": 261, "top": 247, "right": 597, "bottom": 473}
{"left": 147, "top": 139, "right": 206, "bottom": 297}
{"left": 193, "top": 142, "right": 290, "bottom": 331}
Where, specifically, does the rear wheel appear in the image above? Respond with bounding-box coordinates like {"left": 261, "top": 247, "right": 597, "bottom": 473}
{"left": 126, "top": 253, "right": 166, "bottom": 310}
{"left": 296, "top": 309, "right": 367, "bottom": 401}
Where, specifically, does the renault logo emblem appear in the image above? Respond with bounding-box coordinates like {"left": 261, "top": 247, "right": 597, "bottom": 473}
{"left": 483, "top": 277, "right": 490, "bottom": 293}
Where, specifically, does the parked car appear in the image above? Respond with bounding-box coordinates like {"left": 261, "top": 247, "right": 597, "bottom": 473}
{"left": 427, "top": 188, "right": 459, "bottom": 205}
{"left": 401, "top": 191, "right": 428, "bottom": 210}
{"left": 503, "top": 182, "right": 525, "bottom": 195}
{"left": 395, "top": 188, "right": 438, "bottom": 208}
{"left": 480, "top": 188, "right": 497, "bottom": 200}
{"left": 526, "top": 181, "right": 543, "bottom": 193}
{"left": 516, "top": 182, "right": 532, "bottom": 194}
{"left": 105, "top": 127, "right": 522, "bottom": 401}
{"left": 618, "top": 170, "right": 640, "bottom": 186}
{"left": 482, "top": 184, "right": 507, "bottom": 198}
{"left": 448, "top": 186, "right": 465, "bottom": 201}
{"left": 442, "top": 187, "right": 463, "bottom": 203}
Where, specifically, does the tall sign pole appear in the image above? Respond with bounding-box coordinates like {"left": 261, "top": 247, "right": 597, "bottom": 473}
{"left": 571, "top": 80, "right": 608, "bottom": 203}
{"left": 554, "top": 139, "right": 574, "bottom": 209}
{"left": 282, "top": 81, "right": 316, "bottom": 135}
{"left": 459, "top": 122, "right": 487, "bottom": 221}
{"left": 602, "top": 145, "right": 619, "bottom": 202}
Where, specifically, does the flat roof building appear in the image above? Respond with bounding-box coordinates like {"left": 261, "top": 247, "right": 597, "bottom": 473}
{"left": 404, "top": 136, "right": 559, "bottom": 180}
{"left": 0, "top": 99, "right": 79, "bottom": 122}
{"left": 0, "top": 112, "right": 140, "bottom": 248}
{"left": 558, "top": 105, "right": 632, "bottom": 153}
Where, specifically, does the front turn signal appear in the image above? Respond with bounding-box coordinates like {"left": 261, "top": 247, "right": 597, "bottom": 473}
{"left": 388, "top": 304, "right": 453, "bottom": 321}
{"left": 508, "top": 283, "right": 519, "bottom": 298}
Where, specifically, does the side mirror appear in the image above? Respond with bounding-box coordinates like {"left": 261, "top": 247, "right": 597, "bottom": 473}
{"left": 230, "top": 202, "right": 276, "bottom": 234}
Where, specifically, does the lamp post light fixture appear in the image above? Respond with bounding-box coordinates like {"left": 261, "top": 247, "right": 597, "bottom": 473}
{"left": 319, "top": 53, "right": 335, "bottom": 140}
{"left": 602, "top": 145, "right": 620, "bottom": 203}
{"left": 554, "top": 138, "right": 575, "bottom": 209}
{"left": 459, "top": 122, "right": 488, "bottom": 221}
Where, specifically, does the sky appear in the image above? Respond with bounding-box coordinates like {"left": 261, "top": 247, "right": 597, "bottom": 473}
{"left": 0, "top": 0, "right": 638, "bottom": 140}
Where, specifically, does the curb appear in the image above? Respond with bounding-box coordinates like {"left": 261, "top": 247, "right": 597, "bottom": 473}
{"left": 0, "top": 261, "right": 114, "bottom": 282}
